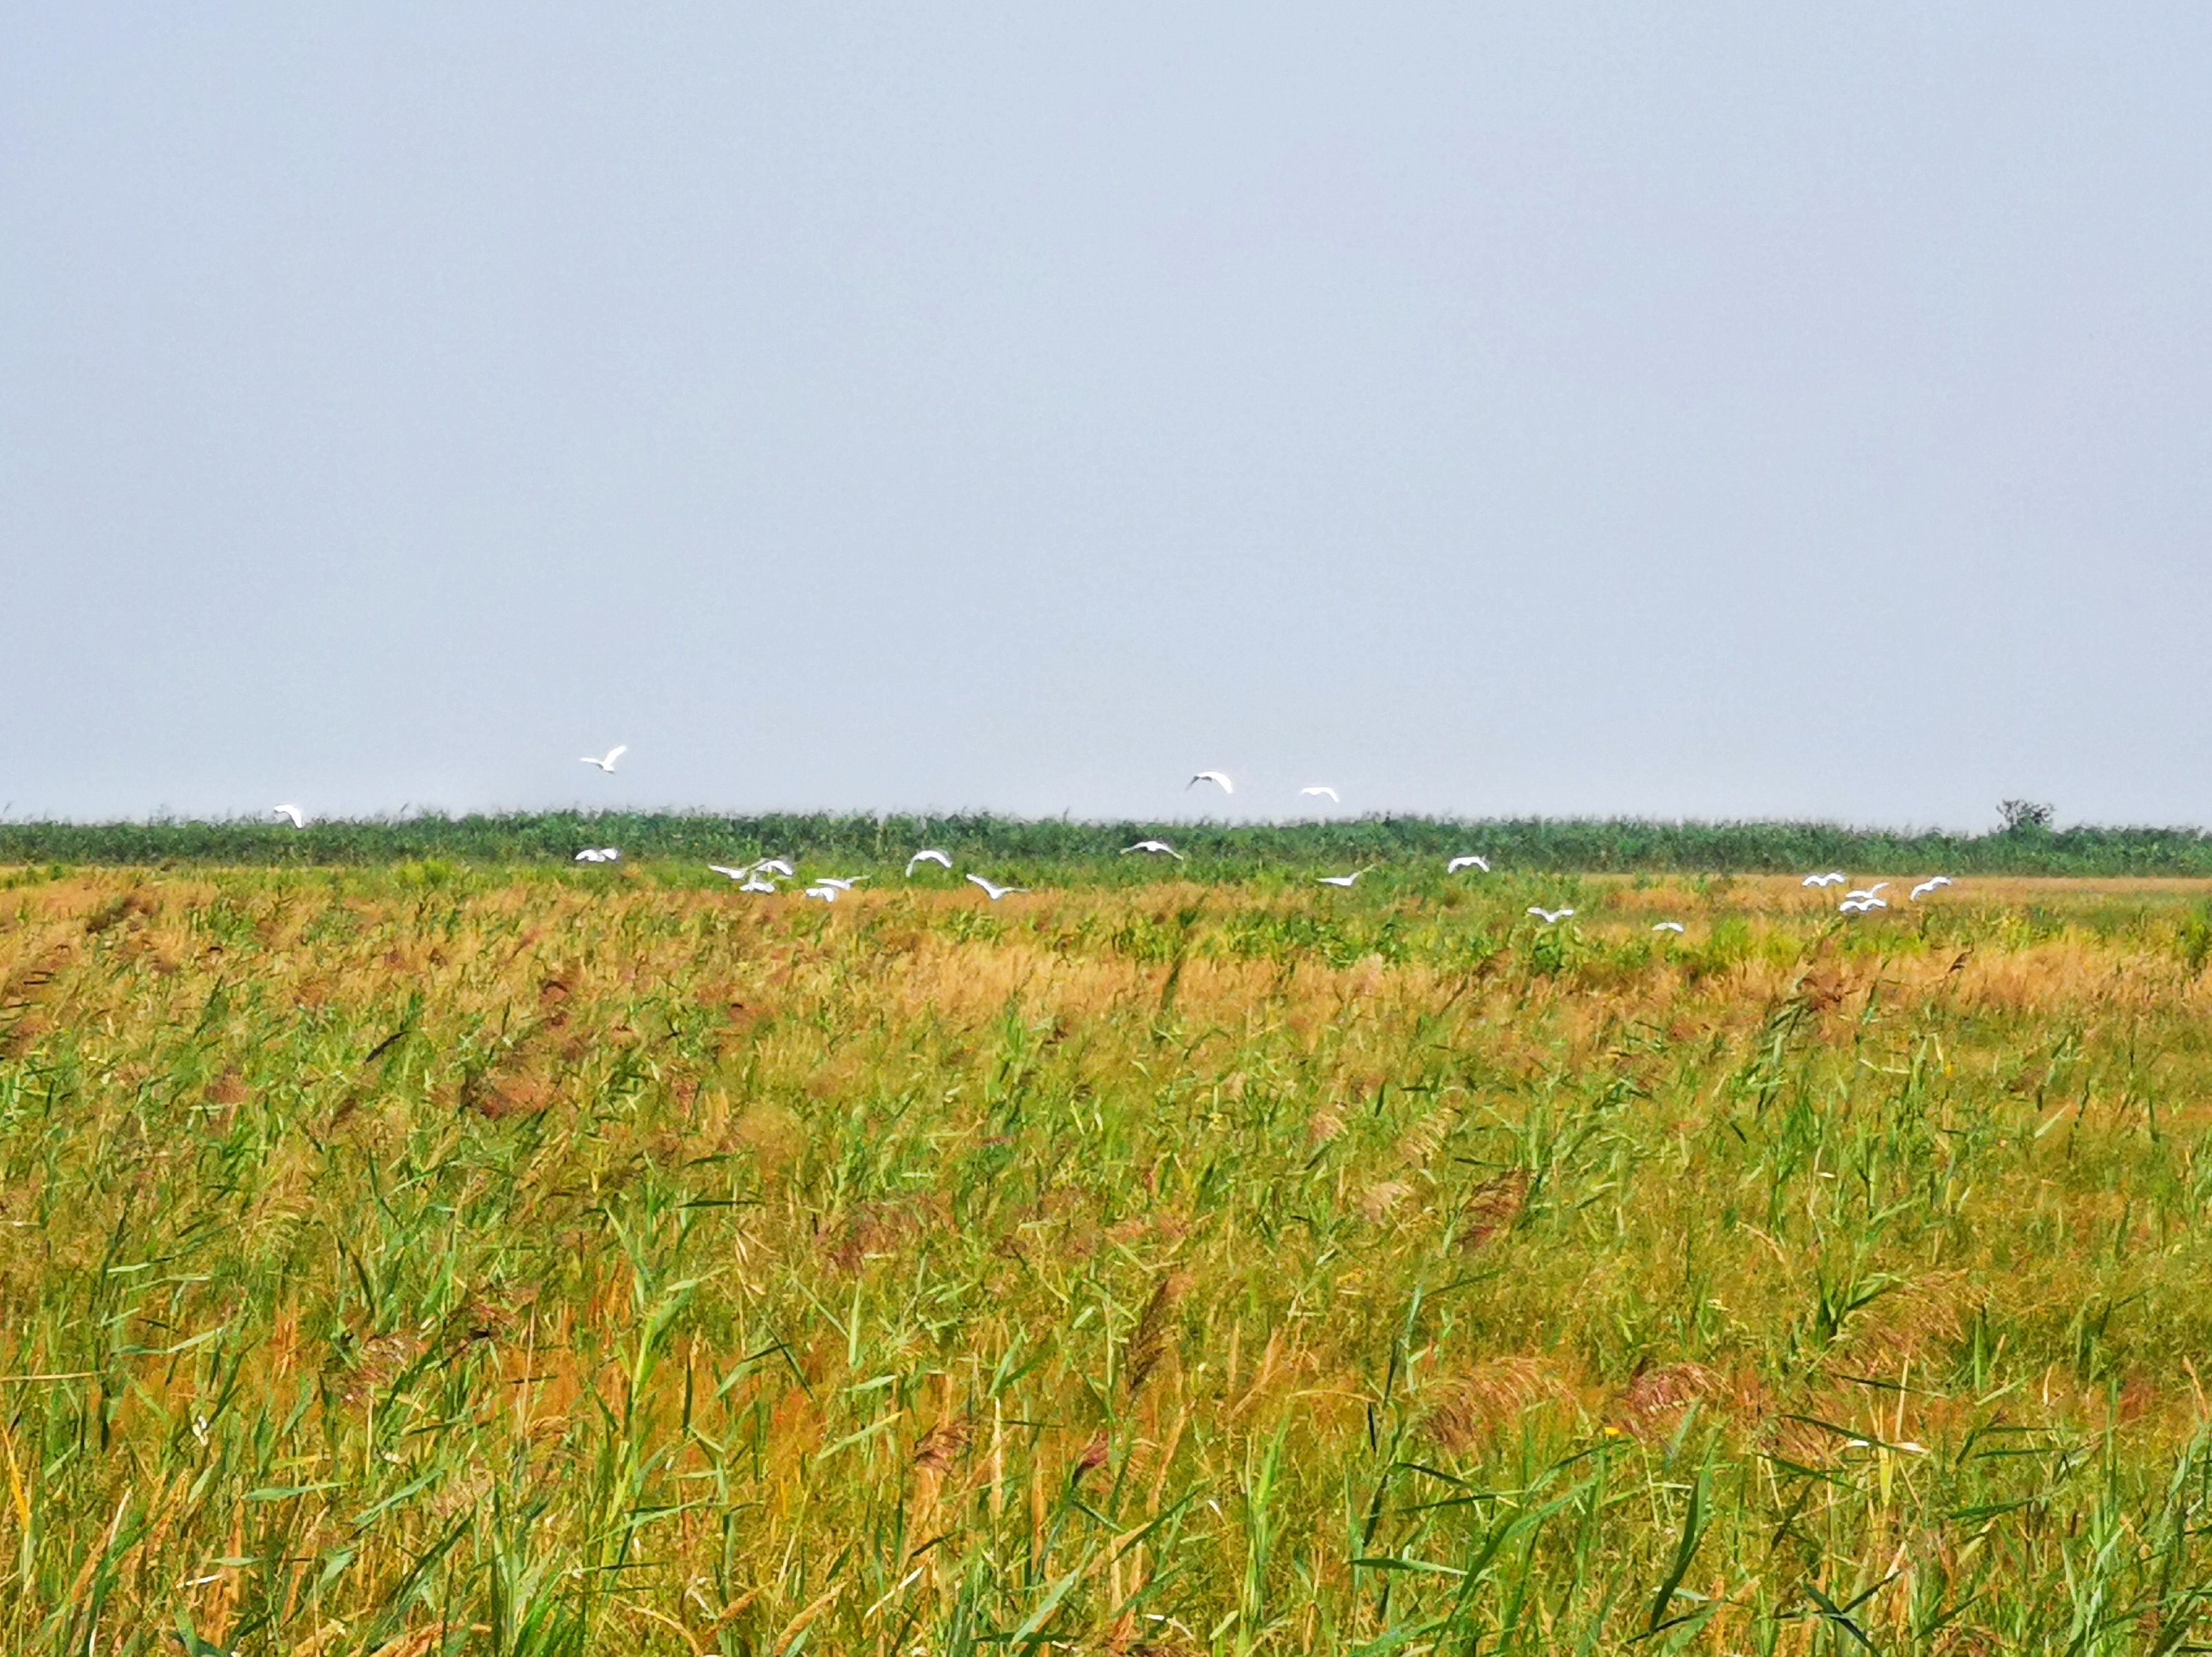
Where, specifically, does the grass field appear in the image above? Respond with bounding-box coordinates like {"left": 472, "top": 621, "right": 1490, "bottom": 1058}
{"left": 8, "top": 860, "right": 2212, "bottom": 1653}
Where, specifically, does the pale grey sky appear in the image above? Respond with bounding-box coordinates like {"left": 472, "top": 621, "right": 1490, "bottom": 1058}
{"left": 4, "top": 6, "right": 2208, "bottom": 827}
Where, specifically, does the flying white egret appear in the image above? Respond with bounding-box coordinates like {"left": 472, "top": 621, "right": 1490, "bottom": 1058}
{"left": 1121, "top": 840, "right": 1184, "bottom": 860}
{"left": 1317, "top": 868, "right": 1373, "bottom": 889}
{"left": 1300, "top": 786, "right": 1340, "bottom": 803}
{"left": 573, "top": 848, "right": 621, "bottom": 863}
{"left": 272, "top": 804, "right": 305, "bottom": 830}
{"left": 1653, "top": 922, "right": 1686, "bottom": 934}
{"left": 707, "top": 865, "right": 752, "bottom": 881}
{"left": 1802, "top": 872, "right": 1847, "bottom": 889}
{"left": 967, "top": 874, "right": 1028, "bottom": 901}
{"left": 1447, "top": 855, "right": 1490, "bottom": 874}
{"left": 738, "top": 878, "right": 777, "bottom": 894}
{"left": 1843, "top": 883, "right": 1889, "bottom": 902}
{"left": 580, "top": 745, "right": 627, "bottom": 774}
{"left": 1909, "top": 876, "right": 1955, "bottom": 901}
{"left": 802, "top": 885, "right": 838, "bottom": 902}
{"left": 1528, "top": 906, "right": 1576, "bottom": 924}
{"left": 815, "top": 876, "right": 869, "bottom": 891}
{"left": 755, "top": 858, "right": 795, "bottom": 879}
{"left": 1839, "top": 897, "right": 1889, "bottom": 914}
{"left": 1188, "top": 771, "right": 1233, "bottom": 794}
{"left": 905, "top": 849, "right": 953, "bottom": 876}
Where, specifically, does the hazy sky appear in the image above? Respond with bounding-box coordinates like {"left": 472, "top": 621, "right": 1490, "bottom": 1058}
{"left": 5, "top": 6, "right": 2209, "bottom": 828}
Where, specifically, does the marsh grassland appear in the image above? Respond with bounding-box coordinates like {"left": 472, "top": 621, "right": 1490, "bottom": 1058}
{"left": 8, "top": 863, "right": 2212, "bottom": 1653}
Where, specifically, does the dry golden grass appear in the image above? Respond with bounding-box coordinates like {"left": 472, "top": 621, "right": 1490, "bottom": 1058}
{"left": 4, "top": 864, "right": 2212, "bottom": 1651}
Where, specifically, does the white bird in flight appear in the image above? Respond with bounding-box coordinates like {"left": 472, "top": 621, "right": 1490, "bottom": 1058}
{"left": 1121, "top": 840, "right": 1184, "bottom": 860}
{"left": 1188, "top": 770, "right": 1233, "bottom": 794}
{"left": 802, "top": 885, "right": 838, "bottom": 902}
{"left": 580, "top": 745, "right": 627, "bottom": 774}
{"left": 1528, "top": 906, "right": 1576, "bottom": 924}
{"left": 1447, "top": 855, "right": 1490, "bottom": 874}
{"left": 1843, "top": 884, "right": 1889, "bottom": 903}
{"left": 1653, "top": 922, "right": 1686, "bottom": 933}
{"left": 1802, "top": 872, "right": 1847, "bottom": 889}
{"left": 815, "top": 876, "right": 869, "bottom": 891}
{"left": 272, "top": 804, "right": 305, "bottom": 830}
{"left": 573, "top": 847, "right": 621, "bottom": 863}
{"left": 738, "top": 877, "right": 778, "bottom": 894}
{"left": 755, "top": 858, "right": 796, "bottom": 879}
{"left": 707, "top": 864, "right": 752, "bottom": 881}
{"left": 1910, "top": 876, "right": 1955, "bottom": 901}
{"left": 1301, "top": 786, "right": 1340, "bottom": 803}
{"left": 905, "top": 849, "right": 953, "bottom": 876}
{"left": 967, "top": 874, "right": 1027, "bottom": 901}
{"left": 1839, "top": 896, "right": 1889, "bottom": 914}
{"left": 1317, "top": 867, "right": 1373, "bottom": 888}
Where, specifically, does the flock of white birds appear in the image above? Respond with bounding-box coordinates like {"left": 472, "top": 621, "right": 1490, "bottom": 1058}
{"left": 266, "top": 752, "right": 1958, "bottom": 927}
{"left": 1799, "top": 870, "right": 1957, "bottom": 913}
{"left": 696, "top": 852, "right": 1025, "bottom": 905}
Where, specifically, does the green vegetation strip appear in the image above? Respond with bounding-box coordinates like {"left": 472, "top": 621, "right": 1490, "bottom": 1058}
{"left": 7, "top": 810, "right": 2212, "bottom": 875}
